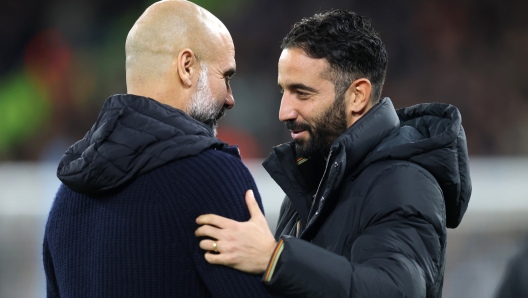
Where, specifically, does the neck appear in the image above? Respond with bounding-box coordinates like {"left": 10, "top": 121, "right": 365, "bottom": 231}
{"left": 127, "top": 84, "right": 187, "bottom": 111}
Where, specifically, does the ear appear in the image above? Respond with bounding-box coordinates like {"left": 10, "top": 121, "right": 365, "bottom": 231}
{"left": 176, "top": 48, "right": 198, "bottom": 88}
{"left": 344, "top": 78, "right": 372, "bottom": 127}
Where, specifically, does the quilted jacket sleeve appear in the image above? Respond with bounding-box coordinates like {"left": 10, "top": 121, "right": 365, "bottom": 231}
{"left": 264, "top": 164, "right": 446, "bottom": 298}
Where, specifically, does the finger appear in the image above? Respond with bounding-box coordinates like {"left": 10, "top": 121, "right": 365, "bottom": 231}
{"left": 204, "top": 251, "right": 229, "bottom": 265}
{"left": 195, "top": 224, "right": 223, "bottom": 239}
{"left": 245, "top": 190, "right": 264, "bottom": 219}
{"left": 198, "top": 239, "right": 219, "bottom": 252}
{"left": 196, "top": 214, "right": 236, "bottom": 228}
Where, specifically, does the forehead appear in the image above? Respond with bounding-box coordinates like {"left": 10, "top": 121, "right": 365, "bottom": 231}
{"left": 278, "top": 48, "right": 330, "bottom": 84}
{"left": 207, "top": 32, "right": 236, "bottom": 70}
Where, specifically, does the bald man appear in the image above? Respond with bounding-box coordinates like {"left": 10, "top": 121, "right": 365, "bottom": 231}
{"left": 43, "top": 1, "right": 277, "bottom": 297}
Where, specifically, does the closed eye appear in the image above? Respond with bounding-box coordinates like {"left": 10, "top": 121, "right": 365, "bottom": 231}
{"left": 224, "top": 69, "right": 236, "bottom": 85}
{"left": 296, "top": 90, "right": 308, "bottom": 97}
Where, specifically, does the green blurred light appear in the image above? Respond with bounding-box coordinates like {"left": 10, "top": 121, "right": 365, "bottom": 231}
{"left": 0, "top": 72, "right": 50, "bottom": 153}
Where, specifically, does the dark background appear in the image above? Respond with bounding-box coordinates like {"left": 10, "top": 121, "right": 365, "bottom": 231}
{"left": 1, "top": 0, "right": 528, "bottom": 161}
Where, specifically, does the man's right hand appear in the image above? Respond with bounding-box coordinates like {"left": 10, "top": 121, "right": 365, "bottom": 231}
{"left": 195, "top": 190, "right": 278, "bottom": 274}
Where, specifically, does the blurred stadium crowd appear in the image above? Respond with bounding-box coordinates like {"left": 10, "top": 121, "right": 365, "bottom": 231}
{"left": 1, "top": 0, "right": 527, "bottom": 161}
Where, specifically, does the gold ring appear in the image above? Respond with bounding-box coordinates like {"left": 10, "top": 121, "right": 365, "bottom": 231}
{"left": 212, "top": 241, "right": 218, "bottom": 253}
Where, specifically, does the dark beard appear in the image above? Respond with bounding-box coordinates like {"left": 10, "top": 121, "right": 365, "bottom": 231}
{"left": 286, "top": 94, "right": 347, "bottom": 158}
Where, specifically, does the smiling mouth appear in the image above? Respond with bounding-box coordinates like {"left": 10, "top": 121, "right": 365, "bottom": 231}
{"left": 285, "top": 121, "right": 311, "bottom": 139}
{"left": 290, "top": 130, "right": 307, "bottom": 139}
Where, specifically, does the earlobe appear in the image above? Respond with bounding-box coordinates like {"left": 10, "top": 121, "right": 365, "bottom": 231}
{"left": 177, "top": 48, "right": 196, "bottom": 88}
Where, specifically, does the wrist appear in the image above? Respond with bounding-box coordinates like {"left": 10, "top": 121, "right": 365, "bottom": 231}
{"left": 257, "top": 240, "right": 278, "bottom": 274}
{"left": 262, "top": 238, "right": 284, "bottom": 281}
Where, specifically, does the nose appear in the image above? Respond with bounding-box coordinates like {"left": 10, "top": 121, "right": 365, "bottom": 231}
{"left": 224, "top": 88, "right": 235, "bottom": 109}
{"left": 278, "top": 93, "right": 297, "bottom": 122}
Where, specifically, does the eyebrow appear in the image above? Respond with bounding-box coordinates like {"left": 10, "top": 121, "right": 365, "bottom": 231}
{"left": 278, "top": 83, "right": 318, "bottom": 93}
{"left": 224, "top": 68, "right": 236, "bottom": 78}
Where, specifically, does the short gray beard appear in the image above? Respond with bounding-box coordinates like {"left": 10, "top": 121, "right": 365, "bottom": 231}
{"left": 188, "top": 63, "right": 223, "bottom": 136}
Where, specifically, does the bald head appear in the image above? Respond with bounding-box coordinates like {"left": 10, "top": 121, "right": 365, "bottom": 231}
{"left": 125, "top": 0, "right": 235, "bottom": 110}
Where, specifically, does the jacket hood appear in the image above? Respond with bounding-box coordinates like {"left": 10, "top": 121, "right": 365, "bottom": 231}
{"left": 335, "top": 98, "right": 471, "bottom": 228}
{"left": 57, "top": 94, "right": 225, "bottom": 195}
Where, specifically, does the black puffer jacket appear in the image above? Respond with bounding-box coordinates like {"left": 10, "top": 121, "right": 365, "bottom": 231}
{"left": 262, "top": 98, "right": 471, "bottom": 298}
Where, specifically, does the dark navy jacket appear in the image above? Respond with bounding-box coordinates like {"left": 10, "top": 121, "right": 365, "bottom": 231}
{"left": 43, "top": 94, "right": 277, "bottom": 297}
{"left": 262, "top": 98, "right": 471, "bottom": 298}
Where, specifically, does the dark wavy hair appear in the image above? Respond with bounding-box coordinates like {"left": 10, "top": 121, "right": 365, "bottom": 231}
{"left": 281, "top": 9, "right": 388, "bottom": 104}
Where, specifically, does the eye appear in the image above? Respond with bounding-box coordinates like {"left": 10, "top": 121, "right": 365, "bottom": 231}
{"left": 296, "top": 90, "right": 308, "bottom": 97}
{"left": 279, "top": 88, "right": 284, "bottom": 94}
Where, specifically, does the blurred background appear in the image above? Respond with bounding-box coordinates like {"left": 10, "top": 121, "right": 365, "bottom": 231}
{"left": 1, "top": 0, "right": 527, "bottom": 297}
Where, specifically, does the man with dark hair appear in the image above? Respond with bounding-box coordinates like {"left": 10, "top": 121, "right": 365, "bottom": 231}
{"left": 196, "top": 9, "right": 471, "bottom": 297}
{"left": 43, "top": 1, "right": 277, "bottom": 297}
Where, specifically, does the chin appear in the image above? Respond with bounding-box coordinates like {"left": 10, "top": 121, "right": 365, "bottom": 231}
{"left": 294, "top": 142, "right": 310, "bottom": 155}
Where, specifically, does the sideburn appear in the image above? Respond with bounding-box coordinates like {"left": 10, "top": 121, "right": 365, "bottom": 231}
{"left": 311, "top": 92, "right": 348, "bottom": 156}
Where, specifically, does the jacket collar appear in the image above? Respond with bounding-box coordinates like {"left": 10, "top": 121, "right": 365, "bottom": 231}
{"left": 265, "top": 97, "right": 471, "bottom": 230}
{"left": 263, "top": 98, "right": 399, "bottom": 227}
{"left": 331, "top": 98, "right": 400, "bottom": 177}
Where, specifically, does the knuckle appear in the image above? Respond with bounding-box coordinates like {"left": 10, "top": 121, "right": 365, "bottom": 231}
{"left": 229, "top": 224, "right": 240, "bottom": 233}
{"left": 223, "top": 232, "right": 231, "bottom": 240}
{"left": 224, "top": 244, "right": 233, "bottom": 253}
{"left": 225, "top": 233, "right": 237, "bottom": 242}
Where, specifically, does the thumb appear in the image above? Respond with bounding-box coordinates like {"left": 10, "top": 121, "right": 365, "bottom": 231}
{"left": 245, "top": 190, "right": 263, "bottom": 220}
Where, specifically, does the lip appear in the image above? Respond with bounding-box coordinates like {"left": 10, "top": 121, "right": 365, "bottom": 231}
{"left": 291, "top": 130, "right": 307, "bottom": 140}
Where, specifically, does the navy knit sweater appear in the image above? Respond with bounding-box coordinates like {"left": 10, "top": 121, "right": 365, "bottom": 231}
{"left": 43, "top": 95, "right": 278, "bottom": 297}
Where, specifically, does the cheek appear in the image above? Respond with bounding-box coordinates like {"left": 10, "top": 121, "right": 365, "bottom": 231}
{"left": 211, "top": 81, "right": 227, "bottom": 101}
{"left": 302, "top": 101, "right": 331, "bottom": 124}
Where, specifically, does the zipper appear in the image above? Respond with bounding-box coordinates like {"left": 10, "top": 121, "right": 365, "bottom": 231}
{"left": 295, "top": 220, "right": 301, "bottom": 237}
{"left": 302, "top": 150, "right": 333, "bottom": 235}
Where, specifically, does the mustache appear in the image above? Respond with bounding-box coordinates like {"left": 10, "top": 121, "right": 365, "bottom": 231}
{"left": 215, "top": 107, "right": 226, "bottom": 121}
{"left": 285, "top": 120, "right": 311, "bottom": 132}
{"left": 202, "top": 107, "right": 226, "bottom": 128}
